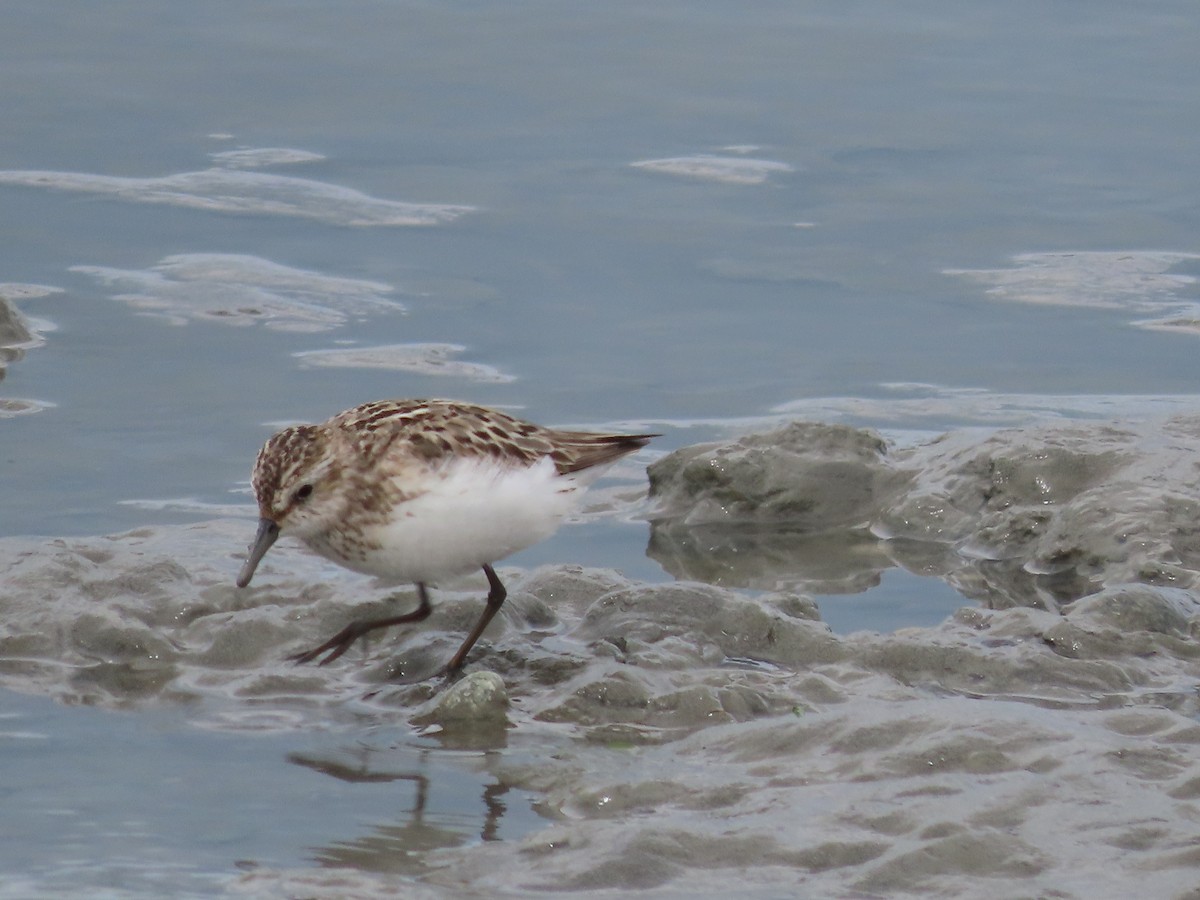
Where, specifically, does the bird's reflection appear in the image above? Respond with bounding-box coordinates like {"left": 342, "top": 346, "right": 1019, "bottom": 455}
{"left": 288, "top": 742, "right": 516, "bottom": 875}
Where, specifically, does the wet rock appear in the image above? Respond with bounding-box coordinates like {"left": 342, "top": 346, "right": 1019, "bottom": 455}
{"left": 425, "top": 670, "right": 509, "bottom": 726}
{"left": 648, "top": 421, "right": 910, "bottom": 527}
{"left": 69, "top": 613, "right": 179, "bottom": 664}
{"left": 0, "top": 287, "right": 53, "bottom": 380}
{"left": 0, "top": 295, "right": 34, "bottom": 348}
{"left": 1067, "top": 584, "right": 1198, "bottom": 635}
{"left": 5, "top": 405, "right": 1200, "bottom": 900}
{"left": 648, "top": 414, "right": 1200, "bottom": 612}
{"left": 1039, "top": 584, "right": 1200, "bottom": 661}
{"left": 578, "top": 581, "right": 842, "bottom": 670}
{"left": 514, "top": 564, "right": 634, "bottom": 623}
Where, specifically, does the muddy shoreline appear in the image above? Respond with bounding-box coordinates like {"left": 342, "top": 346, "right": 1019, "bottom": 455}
{"left": 3, "top": 416, "right": 1200, "bottom": 896}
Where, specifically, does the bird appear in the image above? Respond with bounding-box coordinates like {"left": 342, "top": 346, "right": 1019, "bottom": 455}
{"left": 235, "top": 399, "right": 656, "bottom": 672}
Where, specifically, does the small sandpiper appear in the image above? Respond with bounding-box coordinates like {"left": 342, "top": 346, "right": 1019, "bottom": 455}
{"left": 236, "top": 399, "right": 656, "bottom": 672}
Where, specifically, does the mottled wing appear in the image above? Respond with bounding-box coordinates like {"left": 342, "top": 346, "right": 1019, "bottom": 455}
{"left": 331, "top": 398, "right": 656, "bottom": 474}
{"left": 330, "top": 399, "right": 552, "bottom": 467}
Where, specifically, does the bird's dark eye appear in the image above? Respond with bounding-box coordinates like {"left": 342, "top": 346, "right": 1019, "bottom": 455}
{"left": 294, "top": 483, "right": 314, "bottom": 502}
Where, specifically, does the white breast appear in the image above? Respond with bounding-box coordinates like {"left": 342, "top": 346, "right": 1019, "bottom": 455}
{"left": 348, "top": 455, "right": 581, "bottom": 583}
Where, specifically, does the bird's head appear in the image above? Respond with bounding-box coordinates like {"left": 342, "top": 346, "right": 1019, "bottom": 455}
{"left": 236, "top": 423, "right": 344, "bottom": 587}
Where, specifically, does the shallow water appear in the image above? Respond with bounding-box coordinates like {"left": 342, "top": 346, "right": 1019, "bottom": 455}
{"left": 0, "top": 689, "right": 544, "bottom": 898}
{"left": 3, "top": 1, "right": 1200, "bottom": 896}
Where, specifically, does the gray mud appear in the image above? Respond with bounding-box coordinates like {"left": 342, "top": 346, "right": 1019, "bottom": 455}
{"left": 4, "top": 416, "right": 1200, "bottom": 897}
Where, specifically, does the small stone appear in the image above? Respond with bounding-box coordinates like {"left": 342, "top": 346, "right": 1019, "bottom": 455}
{"left": 433, "top": 670, "right": 509, "bottom": 725}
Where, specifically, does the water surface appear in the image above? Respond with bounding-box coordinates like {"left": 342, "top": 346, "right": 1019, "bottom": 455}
{"left": 3, "top": 1, "right": 1200, "bottom": 896}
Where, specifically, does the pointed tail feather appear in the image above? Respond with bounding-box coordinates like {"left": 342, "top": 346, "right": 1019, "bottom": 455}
{"left": 550, "top": 431, "right": 659, "bottom": 475}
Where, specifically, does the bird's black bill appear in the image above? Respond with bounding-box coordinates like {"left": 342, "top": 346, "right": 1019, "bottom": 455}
{"left": 236, "top": 518, "right": 280, "bottom": 588}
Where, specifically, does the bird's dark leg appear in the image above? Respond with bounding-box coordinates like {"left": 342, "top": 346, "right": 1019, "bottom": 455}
{"left": 444, "top": 564, "right": 507, "bottom": 673}
{"left": 289, "top": 583, "right": 433, "bottom": 666}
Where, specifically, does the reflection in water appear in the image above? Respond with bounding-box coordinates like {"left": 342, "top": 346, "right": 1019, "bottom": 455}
{"left": 648, "top": 520, "right": 1090, "bottom": 613}
{"left": 288, "top": 744, "right": 513, "bottom": 875}
{"left": 648, "top": 521, "right": 892, "bottom": 594}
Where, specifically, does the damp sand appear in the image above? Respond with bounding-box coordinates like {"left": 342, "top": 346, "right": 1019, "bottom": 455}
{"left": 3, "top": 416, "right": 1200, "bottom": 897}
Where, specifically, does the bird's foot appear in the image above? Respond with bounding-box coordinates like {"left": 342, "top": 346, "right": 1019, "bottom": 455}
{"left": 288, "top": 620, "right": 376, "bottom": 666}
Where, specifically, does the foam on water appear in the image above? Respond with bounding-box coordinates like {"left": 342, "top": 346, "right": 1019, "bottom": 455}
{"left": 72, "top": 254, "right": 402, "bottom": 333}
{"left": 946, "top": 250, "right": 1200, "bottom": 337}
{"left": 293, "top": 343, "right": 516, "bottom": 383}
{"left": 0, "top": 154, "right": 476, "bottom": 227}
{"left": 630, "top": 153, "right": 795, "bottom": 185}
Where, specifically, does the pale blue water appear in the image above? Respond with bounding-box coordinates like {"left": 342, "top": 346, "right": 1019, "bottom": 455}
{"left": 0, "top": 689, "right": 541, "bottom": 897}
{"left": 3, "top": 1, "right": 1200, "bottom": 894}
